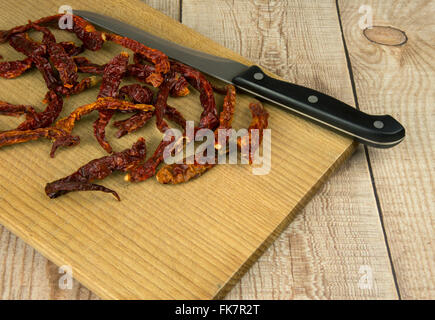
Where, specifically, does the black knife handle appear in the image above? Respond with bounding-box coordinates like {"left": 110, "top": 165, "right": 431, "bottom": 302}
{"left": 232, "top": 65, "right": 405, "bottom": 148}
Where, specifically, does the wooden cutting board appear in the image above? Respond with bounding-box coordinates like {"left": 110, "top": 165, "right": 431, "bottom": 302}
{"left": 0, "top": 0, "right": 355, "bottom": 299}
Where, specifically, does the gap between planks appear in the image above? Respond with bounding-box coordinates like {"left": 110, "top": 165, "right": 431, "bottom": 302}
{"left": 335, "top": 0, "right": 401, "bottom": 299}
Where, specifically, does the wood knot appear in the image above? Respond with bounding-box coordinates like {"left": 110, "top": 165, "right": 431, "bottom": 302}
{"left": 363, "top": 26, "right": 408, "bottom": 46}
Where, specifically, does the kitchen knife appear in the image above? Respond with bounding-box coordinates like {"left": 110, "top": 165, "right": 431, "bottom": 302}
{"left": 74, "top": 10, "right": 405, "bottom": 148}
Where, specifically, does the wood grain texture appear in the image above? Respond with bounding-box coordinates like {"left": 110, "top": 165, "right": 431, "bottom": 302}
{"left": 0, "top": 0, "right": 181, "bottom": 300}
{"left": 0, "top": 226, "right": 99, "bottom": 299}
{"left": 182, "top": 0, "right": 397, "bottom": 300}
{"left": 226, "top": 149, "right": 400, "bottom": 299}
{"left": 0, "top": 0, "right": 356, "bottom": 299}
{"left": 339, "top": 0, "right": 435, "bottom": 299}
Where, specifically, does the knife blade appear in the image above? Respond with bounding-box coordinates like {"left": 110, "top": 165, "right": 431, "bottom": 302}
{"left": 74, "top": 10, "right": 405, "bottom": 148}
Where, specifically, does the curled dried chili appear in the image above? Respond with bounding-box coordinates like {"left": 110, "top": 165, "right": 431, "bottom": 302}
{"left": 59, "top": 41, "right": 85, "bottom": 57}
{"left": 113, "top": 84, "right": 154, "bottom": 138}
{"left": 171, "top": 61, "right": 218, "bottom": 130}
{"left": 55, "top": 97, "right": 154, "bottom": 135}
{"left": 74, "top": 56, "right": 105, "bottom": 75}
{"left": 9, "top": 33, "right": 59, "bottom": 90}
{"left": 118, "top": 84, "right": 154, "bottom": 104}
{"left": 69, "top": 15, "right": 105, "bottom": 51}
{"left": 127, "top": 63, "right": 163, "bottom": 88}
{"left": 93, "top": 52, "right": 129, "bottom": 153}
{"left": 31, "top": 23, "right": 78, "bottom": 88}
{"left": 0, "top": 57, "right": 33, "bottom": 79}
{"left": 0, "top": 101, "right": 33, "bottom": 116}
{"left": 16, "top": 90, "right": 63, "bottom": 130}
{"left": 238, "top": 101, "right": 269, "bottom": 164}
{"left": 0, "top": 126, "right": 79, "bottom": 158}
{"left": 1, "top": 14, "right": 104, "bottom": 52}
{"left": 105, "top": 33, "right": 169, "bottom": 74}
{"left": 125, "top": 137, "right": 174, "bottom": 183}
{"left": 45, "top": 137, "right": 147, "bottom": 201}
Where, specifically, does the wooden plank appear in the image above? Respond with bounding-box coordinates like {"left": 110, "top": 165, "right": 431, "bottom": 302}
{"left": 339, "top": 0, "right": 435, "bottom": 299}
{"left": 0, "top": 0, "right": 180, "bottom": 300}
{"left": 141, "top": 0, "right": 180, "bottom": 21}
{"left": 226, "top": 148, "right": 400, "bottom": 299}
{"left": 182, "top": 0, "right": 398, "bottom": 299}
{"left": 0, "top": 226, "right": 99, "bottom": 299}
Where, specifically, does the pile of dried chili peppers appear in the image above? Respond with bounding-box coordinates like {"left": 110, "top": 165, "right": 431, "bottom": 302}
{"left": 0, "top": 14, "right": 269, "bottom": 200}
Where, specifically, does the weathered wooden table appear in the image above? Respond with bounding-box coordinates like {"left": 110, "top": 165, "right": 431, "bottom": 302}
{"left": 0, "top": 0, "right": 433, "bottom": 299}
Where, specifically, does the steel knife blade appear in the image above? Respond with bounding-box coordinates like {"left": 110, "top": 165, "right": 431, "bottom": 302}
{"left": 74, "top": 10, "right": 405, "bottom": 148}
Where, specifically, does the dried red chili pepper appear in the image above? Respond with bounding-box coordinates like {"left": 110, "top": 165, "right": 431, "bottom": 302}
{"left": 105, "top": 33, "right": 169, "bottom": 74}
{"left": 0, "top": 83, "right": 96, "bottom": 131}
{"left": 112, "top": 84, "right": 154, "bottom": 138}
{"left": 118, "top": 84, "right": 154, "bottom": 104}
{"left": 0, "top": 126, "right": 79, "bottom": 158}
{"left": 93, "top": 52, "right": 129, "bottom": 153}
{"left": 113, "top": 112, "right": 153, "bottom": 138}
{"left": 97, "top": 53, "right": 129, "bottom": 99}
{"left": 131, "top": 52, "right": 189, "bottom": 94}
{"left": 115, "top": 71, "right": 185, "bottom": 140}
{"left": 1, "top": 15, "right": 104, "bottom": 51}
{"left": 16, "top": 90, "right": 63, "bottom": 130}
{"left": 0, "top": 15, "right": 60, "bottom": 43}
{"left": 31, "top": 23, "right": 78, "bottom": 88}
{"left": 93, "top": 110, "right": 115, "bottom": 153}
{"left": 170, "top": 75, "right": 190, "bottom": 97}
{"left": 73, "top": 57, "right": 105, "bottom": 75}
{"left": 62, "top": 76, "right": 99, "bottom": 96}
{"left": 113, "top": 82, "right": 186, "bottom": 137}
{"left": 69, "top": 15, "right": 105, "bottom": 51}
{"left": 156, "top": 85, "right": 236, "bottom": 184}
{"left": 0, "top": 23, "right": 31, "bottom": 44}
{"left": 0, "top": 92, "right": 64, "bottom": 131}
{"left": 217, "top": 86, "right": 237, "bottom": 130}
{"left": 0, "top": 101, "right": 33, "bottom": 116}
{"left": 6, "top": 32, "right": 97, "bottom": 96}
{"left": 156, "top": 163, "right": 214, "bottom": 185}
{"left": 154, "top": 80, "right": 171, "bottom": 133}
{"left": 126, "top": 136, "right": 174, "bottom": 182}
{"left": 155, "top": 71, "right": 193, "bottom": 133}
{"left": 238, "top": 101, "right": 269, "bottom": 164}
{"left": 55, "top": 97, "right": 154, "bottom": 135}
{"left": 60, "top": 41, "right": 85, "bottom": 57}
{"left": 171, "top": 61, "right": 218, "bottom": 130}
{"left": 113, "top": 81, "right": 186, "bottom": 137}
{"left": 127, "top": 63, "right": 163, "bottom": 87}
{"left": 127, "top": 62, "right": 189, "bottom": 96}
{"left": 8, "top": 32, "right": 46, "bottom": 56}
{"left": 164, "top": 105, "right": 187, "bottom": 130}
{"left": 0, "top": 57, "right": 33, "bottom": 79}
{"left": 113, "top": 104, "right": 186, "bottom": 138}
{"left": 9, "top": 33, "right": 60, "bottom": 90}
{"left": 45, "top": 137, "right": 147, "bottom": 201}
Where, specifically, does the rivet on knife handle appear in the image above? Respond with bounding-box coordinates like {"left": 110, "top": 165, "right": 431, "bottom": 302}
{"left": 232, "top": 66, "right": 405, "bottom": 148}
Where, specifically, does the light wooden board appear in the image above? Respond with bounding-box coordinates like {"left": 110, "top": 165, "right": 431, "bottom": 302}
{"left": 0, "top": 0, "right": 357, "bottom": 299}
{"left": 0, "top": 0, "right": 180, "bottom": 300}
{"left": 339, "top": 0, "right": 435, "bottom": 299}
